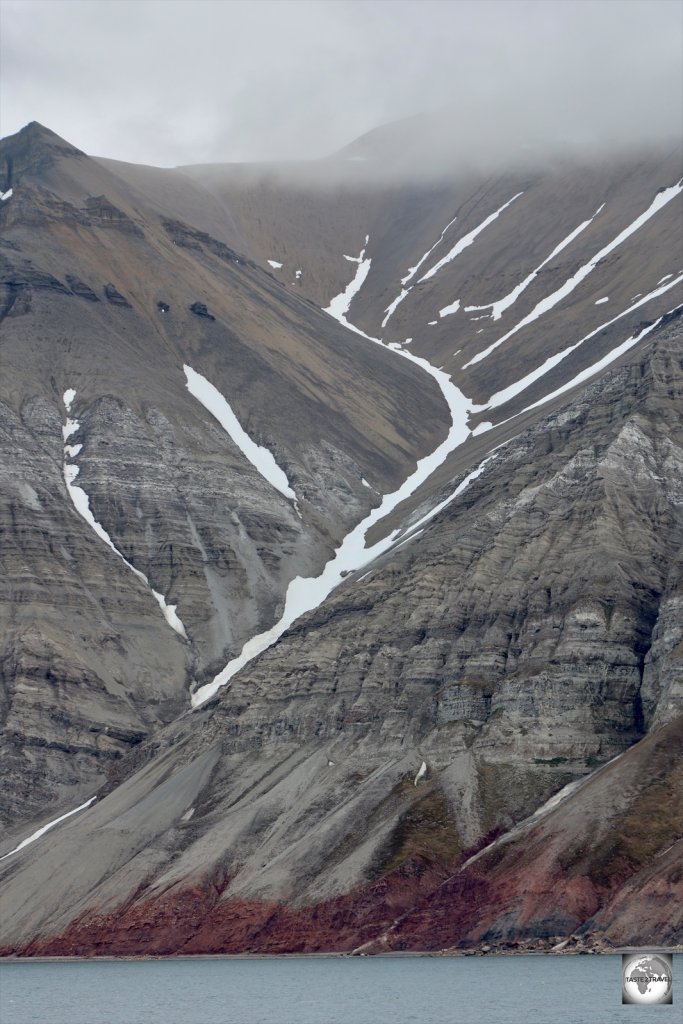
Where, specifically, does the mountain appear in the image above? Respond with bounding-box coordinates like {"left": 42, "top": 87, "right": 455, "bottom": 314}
{"left": 0, "top": 117, "right": 681, "bottom": 955}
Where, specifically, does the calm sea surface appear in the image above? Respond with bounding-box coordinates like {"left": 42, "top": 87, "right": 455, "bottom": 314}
{"left": 0, "top": 954, "right": 678, "bottom": 1024}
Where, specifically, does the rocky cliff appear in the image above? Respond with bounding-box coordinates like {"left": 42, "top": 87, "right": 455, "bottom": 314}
{"left": 1, "top": 326, "right": 681, "bottom": 954}
{"left": 0, "top": 118, "right": 681, "bottom": 953}
{"left": 0, "top": 122, "right": 447, "bottom": 827}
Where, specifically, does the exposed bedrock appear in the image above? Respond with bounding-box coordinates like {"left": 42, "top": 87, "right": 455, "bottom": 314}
{"left": 0, "top": 397, "right": 189, "bottom": 828}
{"left": 1, "top": 333, "right": 681, "bottom": 952}
{"left": 1, "top": 120, "right": 682, "bottom": 953}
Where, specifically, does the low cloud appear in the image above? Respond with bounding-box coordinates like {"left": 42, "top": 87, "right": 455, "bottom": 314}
{"left": 1, "top": 0, "right": 681, "bottom": 169}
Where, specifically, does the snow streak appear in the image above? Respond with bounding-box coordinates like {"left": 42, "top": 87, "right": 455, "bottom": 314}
{"left": 61, "top": 391, "right": 187, "bottom": 638}
{"left": 184, "top": 366, "right": 297, "bottom": 503}
{"left": 0, "top": 797, "right": 96, "bottom": 862}
{"left": 325, "top": 241, "right": 372, "bottom": 325}
{"left": 484, "top": 274, "right": 683, "bottom": 412}
{"left": 381, "top": 196, "right": 522, "bottom": 329}
{"left": 464, "top": 207, "right": 602, "bottom": 322}
{"left": 401, "top": 214, "right": 459, "bottom": 286}
{"left": 465, "top": 181, "right": 683, "bottom": 367}
{"left": 418, "top": 193, "right": 523, "bottom": 283}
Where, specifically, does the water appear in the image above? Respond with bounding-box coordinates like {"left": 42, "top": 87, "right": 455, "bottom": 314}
{"left": 0, "top": 954, "right": 678, "bottom": 1023}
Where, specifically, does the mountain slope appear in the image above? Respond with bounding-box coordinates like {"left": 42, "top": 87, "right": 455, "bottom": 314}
{"left": 0, "top": 118, "right": 681, "bottom": 953}
{"left": 1, "top": 325, "right": 681, "bottom": 954}
{"left": 0, "top": 122, "right": 448, "bottom": 827}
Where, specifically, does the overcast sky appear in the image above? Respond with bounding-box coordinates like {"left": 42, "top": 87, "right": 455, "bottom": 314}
{"left": 1, "top": 0, "right": 681, "bottom": 167}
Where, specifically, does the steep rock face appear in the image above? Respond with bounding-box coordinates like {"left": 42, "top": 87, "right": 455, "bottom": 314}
{"left": 0, "top": 124, "right": 448, "bottom": 829}
{"left": 1, "top": 330, "right": 680, "bottom": 951}
{"left": 0, "top": 397, "right": 189, "bottom": 827}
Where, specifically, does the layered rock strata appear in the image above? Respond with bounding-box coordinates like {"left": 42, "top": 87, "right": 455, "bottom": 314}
{"left": 1, "top": 329, "right": 680, "bottom": 952}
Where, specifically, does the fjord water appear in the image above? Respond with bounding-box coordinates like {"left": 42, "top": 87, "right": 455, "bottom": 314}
{"left": 1, "top": 954, "right": 678, "bottom": 1023}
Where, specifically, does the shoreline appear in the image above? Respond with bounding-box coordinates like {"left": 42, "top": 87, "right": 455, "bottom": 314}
{"left": 2, "top": 946, "right": 681, "bottom": 964}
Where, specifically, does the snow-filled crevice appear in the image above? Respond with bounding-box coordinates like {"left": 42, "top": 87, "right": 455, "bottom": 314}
{"left": 464, "top": 206, "right": 602, "bottom": 322}
{"left": 184, "top": 365, "right": 298, "bottom": 506}
{"left": 465, "top": 180, "right": 683, "bottom": 367}
{"left": 381, "top": 195, "right": 522, "bottom": 330}
{"left": 0, "top": 797, "right": 96, "bottom": 862}
{"left": 61, "top": 390, "right": 188, "bottom": 639}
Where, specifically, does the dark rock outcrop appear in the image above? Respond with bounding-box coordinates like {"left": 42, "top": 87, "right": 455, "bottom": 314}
{"left": 189, "top": 301, "right": 215, "bottom": 320}
{"left": 84, "top": 195, "right": 144, "bottom": 236}
{"left": 103, "top": 282, "right": 132, "bottom": 307}
{"left": 66, "top": 275, "right": 100, "bottom": 301}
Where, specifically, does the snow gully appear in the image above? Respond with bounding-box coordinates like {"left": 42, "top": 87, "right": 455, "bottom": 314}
{"left": 192, "top": 237, "right": 493, "bottom": 707}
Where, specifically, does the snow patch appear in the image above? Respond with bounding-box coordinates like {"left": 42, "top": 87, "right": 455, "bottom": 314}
{"left": 419, "top": 193, "right": 524, "bottom": 283}
{"left": 595, "top": 296, "right": 609, "bottom": 304}
{"left": 267, "top": 260, "right": 283, "bottom": 269}
{"left": 184, "top": 365, "right": 297, "bottom": 504}
{"left": 439, "top": 299, "right": 461, "bottom": 318}
{"left": 61, "top": 391, "right": 187, "bottom": 639}
{"left": 466, "top": 182, "right": 683, "bottom": 367}
{"left": 414, "top": 761, "right": 427, "bottom": 786}
{"left": 0, "top": 797, "right": 96, "bottom": 862}
{"left": 0, "top": 188, "right": 13, "bottom": 201}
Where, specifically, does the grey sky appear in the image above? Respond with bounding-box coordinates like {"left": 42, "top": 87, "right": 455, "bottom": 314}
{"left": 1, "top": 0, "right": 681, "bottom": 167}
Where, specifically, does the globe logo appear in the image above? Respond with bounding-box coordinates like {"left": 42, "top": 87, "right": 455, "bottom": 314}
{"left": 622, "top": 953, "right": 673, "bottom": 1005}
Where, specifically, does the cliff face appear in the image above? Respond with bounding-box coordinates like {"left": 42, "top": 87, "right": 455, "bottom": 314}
{"left": 1, "top": 329, "right": 681, "bottom": 954}
{"left": 0, "top": 120, "right": 681, "bottom": 953}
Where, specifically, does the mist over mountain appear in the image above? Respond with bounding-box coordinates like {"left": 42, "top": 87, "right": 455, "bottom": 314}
{"left": 1, "top": 0, "right": 681, "bottom": 167}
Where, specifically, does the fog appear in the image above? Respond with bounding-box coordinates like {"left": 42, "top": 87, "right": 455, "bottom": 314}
{"left": 1, "top": 0, "right": 681, "bottom": 170}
